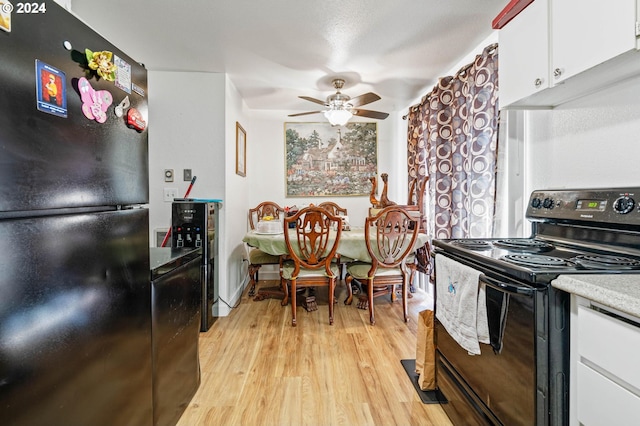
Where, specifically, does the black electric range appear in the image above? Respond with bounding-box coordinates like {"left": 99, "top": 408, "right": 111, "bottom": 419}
{"left": 435, "top": 187, "right": 640, "bottom": 282}
{"left": 432, "top": 187, "right": 640, "bottom": 426}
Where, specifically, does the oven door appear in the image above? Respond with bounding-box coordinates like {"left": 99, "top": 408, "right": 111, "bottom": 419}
{"left": 436, "top": 267, "right": 543, "bottom": 425}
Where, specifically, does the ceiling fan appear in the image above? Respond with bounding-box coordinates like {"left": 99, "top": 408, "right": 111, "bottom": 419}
{"left": 288, "top": 79, "right": 389, "bottom": 126}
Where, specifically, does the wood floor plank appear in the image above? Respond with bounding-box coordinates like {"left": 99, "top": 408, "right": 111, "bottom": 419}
{"left": 177, "top": 280, "right": 453, "bottom": 425}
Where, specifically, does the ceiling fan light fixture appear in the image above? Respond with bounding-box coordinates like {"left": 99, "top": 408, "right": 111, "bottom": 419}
{"left": 290, "top": 78, "right": 387, "bottom": 122}
{"left": 324, "top": 108, "right": 352, "bottom": 126}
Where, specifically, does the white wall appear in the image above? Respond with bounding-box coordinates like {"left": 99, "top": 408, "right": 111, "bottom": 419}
{"left": 525, "top": 78, "right": 640, "bottom": 191}
{"left": 508, "top": 75, "right": 640, "bottom": 235}
{"left": 245, "top": 111, "right": 409, "bottom": 225}
{"left": 148, "top": 71, "right": 225, "bottom": 241}
{"left": 148, "top": 71, "right": 253, "bottom": 316}
{"left": 222, "top": 76, "right": 252, "bottom": 315}
{"left": 53, "top": 0, "right": 71, "bottom": 10}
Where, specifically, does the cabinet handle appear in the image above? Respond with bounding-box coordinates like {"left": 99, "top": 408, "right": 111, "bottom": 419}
{"left": 590, "top": 303, "right": 640, "bottom": 329}
{"left": 534, "top": 78, "right": 543, "bottom": 88}
{"left": 553, "top": 68, "right": 563, "bottom": 78}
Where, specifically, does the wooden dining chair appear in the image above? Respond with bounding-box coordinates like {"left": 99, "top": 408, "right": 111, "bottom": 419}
{"left": 318, "top": 201, "right": 348, "bottom": 217}
{"left": 247, "top": 201, "right": 284, "bottom": 298}
{"left": 318, "top": 201, "right": 350, "bottom": 279}
{"left": 407, "top": 175, "right": 428, "bottom": 231}
{"left": 249, "top": 201, "right": 284, "bottom": 230}
{"left": 345, "top": 206, "right": 420, "bottom": 325}
{"left": 281, "top": 205, "right": 343, "bottom": 326}
{"left": 407, "top": 176, "right": 430, "bottom": 289}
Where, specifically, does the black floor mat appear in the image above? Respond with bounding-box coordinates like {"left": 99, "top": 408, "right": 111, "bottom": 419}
{"left": 400, "top": 359, "right": 447, "bottom": 404}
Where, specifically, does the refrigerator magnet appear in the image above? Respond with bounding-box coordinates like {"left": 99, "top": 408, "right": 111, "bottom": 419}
{"left": 0, "top": 0, "right": 11, "bottom": 33}
{"left": 85, "top": 49, "right": 116, "bottom": 82}
{"left": 78, "top": 77, "right": 113, "bottom": 123}
{"left": 114, "top": 55, "right": 132, "bottom": 94}
{"left": 126, "top": 108, "right": 146, "bottom": 132}
{"left": 114, "top": 96, "right": 130, "bottom": 118}
{"left": 132, "top": 83, "right": 145, "bottom": 97}
{"left": 35, "top": 60, "right": 68, "bottom": 118}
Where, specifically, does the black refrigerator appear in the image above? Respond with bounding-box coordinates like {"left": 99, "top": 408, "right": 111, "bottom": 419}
{"left": 0, "top": 2, "right": 152, "bottom": 425}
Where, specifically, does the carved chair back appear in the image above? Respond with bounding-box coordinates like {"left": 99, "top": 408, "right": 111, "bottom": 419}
{"left": 248, "top": 201, "right": 284, "bottom": 230}
{"left": 407, "top": 175, "right": 429, "bottom": 231}
{"left": 284, "top": 205, "right": 342, "bottom": 276}
{"left": 365, "top": 206, "right": 420, "bottom": 272}
{"left": 318, "top": 201, "right": 348, "bottom": 217}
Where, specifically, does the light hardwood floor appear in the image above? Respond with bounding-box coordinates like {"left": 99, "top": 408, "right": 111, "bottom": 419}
{"left": 177, "top": 280, "right": 453, "bottom": 426}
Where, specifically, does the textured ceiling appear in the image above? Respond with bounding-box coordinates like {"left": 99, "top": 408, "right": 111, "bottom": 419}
{"left": 70, "top": 0, "right": 505, "bottom": 115}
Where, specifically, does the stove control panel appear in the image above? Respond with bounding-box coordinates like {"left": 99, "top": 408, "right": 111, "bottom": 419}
{"left": 613, "top": 195, "right": 636, "bottom": 214}
{"left": 527, "top": 187, "right": 640, "bottom": 226}
{"left": 530, "top": 197, "right": 557, "bottom": 209}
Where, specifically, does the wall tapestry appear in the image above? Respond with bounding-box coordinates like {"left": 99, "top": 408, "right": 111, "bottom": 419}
{"left": 285, "top": 122, "right": 378, "bottom": 197}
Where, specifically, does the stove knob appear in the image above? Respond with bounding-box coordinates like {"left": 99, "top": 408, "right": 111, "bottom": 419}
{"left": 613, "top": 196, "right": 635, "bottom": 214}
{"left": 531, "top": 197, "right": 542, "bottom": 209}
{"left": 542, "top": 198, "right": 554, "bottom": 209}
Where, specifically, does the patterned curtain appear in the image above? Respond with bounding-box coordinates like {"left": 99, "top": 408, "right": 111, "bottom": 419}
{"left": 408, "top": 43, "right": 499, "bottom": 243}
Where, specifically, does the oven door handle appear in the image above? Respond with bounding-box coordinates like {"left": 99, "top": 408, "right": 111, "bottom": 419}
{"left": 480, "top": 274, "right": 535, "bottom": 296}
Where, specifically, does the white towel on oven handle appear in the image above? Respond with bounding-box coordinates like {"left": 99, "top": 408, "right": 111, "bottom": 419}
{"left": 435, "top": 254, "right": 488, "bottom": 355}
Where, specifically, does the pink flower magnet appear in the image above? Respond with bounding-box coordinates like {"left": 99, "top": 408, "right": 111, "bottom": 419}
{"left": 78, "top": 77, "right": 112, "bottom": 123}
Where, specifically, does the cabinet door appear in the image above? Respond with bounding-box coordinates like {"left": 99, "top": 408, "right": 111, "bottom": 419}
{"left": 576, "top": 303, "right": 640, "bottom": 426}
{"left": 551, "top": 0, "right": 637, "bottom": 83}
{"left": 577, "top": 363, "right": 640, "bottom": 426}
{"left": 578, "top": 304, "right": 640, "bottom": 391}
{"left": 498, "top": 0, "right": 549, "bottom": 108}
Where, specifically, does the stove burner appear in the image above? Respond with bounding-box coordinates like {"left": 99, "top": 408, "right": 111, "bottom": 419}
{"left": 493, "top": 239, "right": 554, "bottom": 252}
{"left": 451, "top": 239, "right": 492, "bottom": 250}
{"left": 502, "top": 254, "right": 576, "bottom": 268}
{"left": 571, "top": 254, "right": 640, "bottom": 270}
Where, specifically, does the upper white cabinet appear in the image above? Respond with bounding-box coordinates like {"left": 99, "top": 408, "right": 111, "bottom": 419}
{"left": 552, "top": 0, "right": 637, "bottom": 83}
{"left": 499, "top": 0, "right": 640, "bottom": 109}
{"left": 499, "top": 0, "right": 549, "bottom": 108}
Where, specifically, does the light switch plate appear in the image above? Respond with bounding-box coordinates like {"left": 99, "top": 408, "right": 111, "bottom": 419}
{"left": 183, "top": 169, "right": 192, "bottom": 181}
{"left": 163, "top": 187, "right": 178, "bottom": 202}
{"left": 164, "top": 169, "right": 174, "bottom": 182}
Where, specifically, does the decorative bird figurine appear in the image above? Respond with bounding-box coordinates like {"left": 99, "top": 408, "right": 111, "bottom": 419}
{"left": 379, "top": 173, "right": 397, "bottom": 208}
{"left": 369, "top": 176, "right": 380, "bottom": 208}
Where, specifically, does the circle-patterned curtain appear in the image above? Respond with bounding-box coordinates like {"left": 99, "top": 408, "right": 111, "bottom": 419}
{"left": 407, "top": 43, "right": 499, "bottom": 243}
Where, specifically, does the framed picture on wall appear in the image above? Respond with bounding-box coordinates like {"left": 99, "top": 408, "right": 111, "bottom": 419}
{"left": 285, "top": 122, "right": 378, "bottom": 197}
{"left": 236, "top": 121, "right": 246, "bottom": 177}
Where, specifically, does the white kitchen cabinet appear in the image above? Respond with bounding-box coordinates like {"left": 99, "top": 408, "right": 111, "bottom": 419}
{"left": 572, "top": 296, "right": 640, "bottom": 426}
{"left": 498, "top": 0, "right": 549, "bottom": 109}
{"left": 552, "top": 0, "right": 637, "bottom": 83}
{"left": 499, "top": 0, "right": 640, "bottom": 109}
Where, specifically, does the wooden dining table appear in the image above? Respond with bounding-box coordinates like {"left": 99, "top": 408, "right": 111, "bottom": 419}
{"left": 243, "top": 227, "right": 429, "bottom": 306}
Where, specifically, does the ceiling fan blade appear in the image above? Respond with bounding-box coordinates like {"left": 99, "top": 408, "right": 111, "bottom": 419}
{"left": 351, "top": 109, "right": 389, "bottom": 120}
{"left": 299, "top": 96, "right": 328, "bottom": 106}
{"left": 288, "top": 111, "right": 323, "bottom": 117}
{"left": 347, "top": 92, "right": 381, "bottom": 108}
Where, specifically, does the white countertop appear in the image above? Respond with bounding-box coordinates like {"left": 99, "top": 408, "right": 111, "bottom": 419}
{"left": 552, "top": 274, "right": 640, "bottom": 318}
